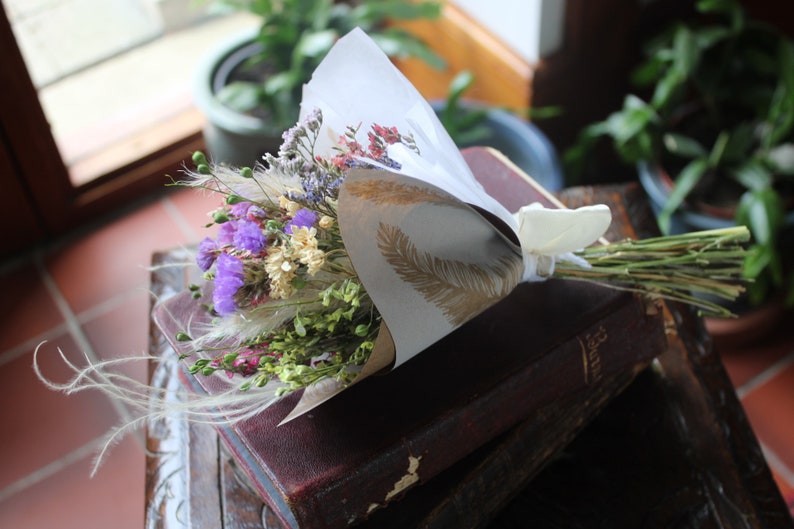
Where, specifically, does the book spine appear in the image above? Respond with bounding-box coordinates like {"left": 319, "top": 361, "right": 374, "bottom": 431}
{"left": 294, "top": 293, "right": 664, "bottom": 528}
{"left": 395, "top": 366, "right": 649, "bottom": 529}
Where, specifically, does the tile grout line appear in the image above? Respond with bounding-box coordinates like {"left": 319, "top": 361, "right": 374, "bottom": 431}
{"left": 0, "top": 322, "right": 71, "bottom": 368}
{"left": 34, "top": 253, "right": 99, "bottom": 363}
{"left": 0, "top": 438, "right": 102, "bottom": 504}
{"left": 34, "top": 252, "right": 134, "bottom": 425}
{"left": 736, "top": 348, "right": 794, "bottom": 400}
{"left": 761, "top": 442, "right": 794, "bottom": 492}
{"left": 0, "top": 427, "right": 146, "bottom": 505}
{"left": 73, "top": 285, "right": 151, "bottom": 325}
{"left": 161, "top": 193, "right": 202, "bottom": 242}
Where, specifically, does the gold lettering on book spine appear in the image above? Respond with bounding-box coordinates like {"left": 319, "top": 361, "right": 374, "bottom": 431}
{"left": 579, "top": 325, "right": 607, "bottom": 385}
{"left": 376, "top": 222, "right": 522, "bottom": 326}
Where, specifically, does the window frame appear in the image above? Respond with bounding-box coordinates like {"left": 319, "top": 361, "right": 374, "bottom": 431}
{"left": 0, "top": 4, "right": 204, "bottom": 258}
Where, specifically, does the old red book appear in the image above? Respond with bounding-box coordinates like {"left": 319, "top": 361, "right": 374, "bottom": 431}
{"left": 152, "top": 147, "right": 667, "bottom": 529}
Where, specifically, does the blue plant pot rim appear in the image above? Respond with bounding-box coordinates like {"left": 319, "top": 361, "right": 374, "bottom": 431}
{"left": 637, "top": 161, "right": 794, "bottom": 231}
{"left": 430, "top": 100, "right": 563, "bottom": 191}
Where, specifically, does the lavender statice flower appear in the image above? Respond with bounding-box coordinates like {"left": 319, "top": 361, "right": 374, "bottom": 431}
{"left": 213, "top": 253, "right": 244, "bottom": 316}
{"left": 246, "top": 205, "right": 266, "bottom": 218}
{"left": 288, "top": 166, "right": 345, "bottom": 205}
{"left": 346, "top": 156, "right": 402, "bottom": 171}
{"left": 279, "top": 120, "right": 307, "bottom": 157}
{"left": 278, "top": 108, "right": 322, "bottom": 157}
{"left": 196, "top": 237, "right": 219, "bottom": 272}
{"left": 286, "top": 208, "right": 318, "bottom": 234}
{"left": 302, "top": 108, "right": 322, "bottom": 134}
{"left": 230, "top": 201, "right": 252, "bottom": 217}
{"left": 217, "top": 220, "right": 237, "bottom": 246}
{"left": 233, "top": 218, "right": 267, "bottom": 254}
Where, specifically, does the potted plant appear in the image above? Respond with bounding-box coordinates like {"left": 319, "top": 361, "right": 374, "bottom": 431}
{"left": 434, "top": 70, "right": 565, "bottom": 192}
{"left": 566, "top": 0, "right": 794, "bottom": 314}
{"left": 194, "top": 0, "right": 444, "bottom": 166}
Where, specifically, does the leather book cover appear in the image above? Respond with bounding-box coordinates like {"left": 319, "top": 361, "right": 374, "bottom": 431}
{"left": 152, "top": 147, "right": 668, "bottom": 529}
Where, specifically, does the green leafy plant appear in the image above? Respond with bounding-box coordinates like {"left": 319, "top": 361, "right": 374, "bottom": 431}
{"left": 436, "top": 70, "right": 491, "bottom": 145}
{"left": 211, "top": 0, "right": 444, "bottom": 132}
{"left": 566, "top": 0, "right": 794, "bottom": 306}
{"left": 436, "top": 70, "right": 562, "bottom": 147}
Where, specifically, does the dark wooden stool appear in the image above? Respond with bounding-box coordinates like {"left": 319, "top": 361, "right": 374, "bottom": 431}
{"left": 144, "top": 182, "right": 793, "bottom": 529}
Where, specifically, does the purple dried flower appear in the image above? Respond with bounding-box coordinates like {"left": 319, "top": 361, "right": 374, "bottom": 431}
{"left": 230, "top": 201, "right": 252, "bottom": 217}
{"left": 286, "top": 208, "right": 318, "bottom": 233}
{"left": 213, "top": 253, "right": 244, "bottom": 316}
{"left": 233, "top": 218, "right": 266, "bottom": 253}
{"left": 303, "top": 108, "right": 322, "bottom": 133}
{"left": 196, "top": 237, "right": 219, "bottom": 272}
{"left": 246, "top": 205, "right": 266, "bottom": 218}
{"left": 217, "top": 220, "right": 237, "bottom": 246}
{"left": 279, "top": 123, "right": 305, "bottom": 156}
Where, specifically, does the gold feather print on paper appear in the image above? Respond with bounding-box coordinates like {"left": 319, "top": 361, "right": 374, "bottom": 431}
{"left": 376, "top": 222, "right": 522, "bottom": 326}
{"left": 346, "top": 179, "right": 459, "bottom": 207}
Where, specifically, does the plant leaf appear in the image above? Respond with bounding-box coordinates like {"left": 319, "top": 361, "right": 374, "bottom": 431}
{"left": 352, "top": 0, "right": 441, "bottom": 25}
{"left": 605, "top": 95, "right": 658, "bottom": 143}
{"left": 369, "top": 31, "right": 445, "bottom": 69}
{"left": 763, "top": 143, "right": 794, "bottom": 174}
{"left": 764, "top": 39, "right": 794, "bottom": 147}
{"left": 296, "top": 30, "right": 338, "bottom": 58}
{"left": 731, "top": 159, "right": 773, "bottom": 191}
{"left": 721, "top": 122, "right": 756, "bottom": 164}
{"left": 742, "top": 244, "right": 770, "bottom": 280}
{"left": 696, "top": 0, "right": 743, "bottom": 31}
{"left": 658, "top": 157, "right": 708, "bottom": 234}
{"left": 448, "top": 70, "right": 475, "bottom": 101}
{"left": 264, "top": 71, "right": 301, "bottom": 96}
{"left": 215, "top": 81, "right": 262, "bottom": 113}
{"left": 672, "top": 26, "right": 699, "bottom": 78}
{"left": 707, "top": 130, "right": 730, "bottom": 168}
{"left": 735, "top": 188, "right": 784, "bottom": 246}
{"left": 663, "top": 132, "right": 707, "bottom": 159}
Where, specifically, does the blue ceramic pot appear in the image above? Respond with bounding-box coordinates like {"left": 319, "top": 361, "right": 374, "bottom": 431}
{"left": 432, "top": 101, "right": 564, "bottom": 192}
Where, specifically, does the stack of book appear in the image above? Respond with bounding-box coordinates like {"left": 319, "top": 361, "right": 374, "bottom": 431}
{"left": 146, "top": 147, "right": 791, "bottom": 529}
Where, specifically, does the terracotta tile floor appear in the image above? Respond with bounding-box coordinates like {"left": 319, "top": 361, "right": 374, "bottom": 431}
{"left": 1, "top": 187, "right": 793, "bottom": 526}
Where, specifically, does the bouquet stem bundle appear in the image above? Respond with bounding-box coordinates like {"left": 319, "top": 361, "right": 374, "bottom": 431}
{"left": 556, "top": 227, "right": 750, "bottom": 318}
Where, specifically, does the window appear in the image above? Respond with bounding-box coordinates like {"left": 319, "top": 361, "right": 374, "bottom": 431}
{"left": 0, "top": 0, "right": 255, "bottom": 258}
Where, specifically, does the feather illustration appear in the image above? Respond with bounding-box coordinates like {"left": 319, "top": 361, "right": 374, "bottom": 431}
{"left": 345, "top": 178, "right": 460, "bottom": 208}
{"left": 376, "top": 222, "right": 522, "bottom": 325}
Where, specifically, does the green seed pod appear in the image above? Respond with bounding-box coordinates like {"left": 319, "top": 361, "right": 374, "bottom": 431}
{"left": 192, "top": 151, "right": 208, "bottom": 166}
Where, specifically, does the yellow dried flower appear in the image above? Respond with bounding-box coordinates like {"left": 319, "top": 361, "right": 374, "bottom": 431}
{"left": 290, "top": 226, "right": 326, "bottom": 275}
{"left": 265, "top": 245, "right": 297, "bottom": 299}
{"left": 319, "top": 215, "right": 335, "bottom": 229}
{"left": 278, "top": 196, "right": 301, "bottom": 216}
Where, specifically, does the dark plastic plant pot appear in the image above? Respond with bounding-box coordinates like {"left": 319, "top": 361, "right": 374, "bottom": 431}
{"left": 637, "top": 162, "right": 735, "bottom": 234}
{"left": 638, "top": 162, "right": 794, "bottom": 233}
{"left": 432, "top": 101, "right": 564, "bottom": 192}
{"left": 193, "top": 29, "right": 283, "bottom": 166}
{"left": 638, "top": 161, "right": 794, "bottom": 335}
